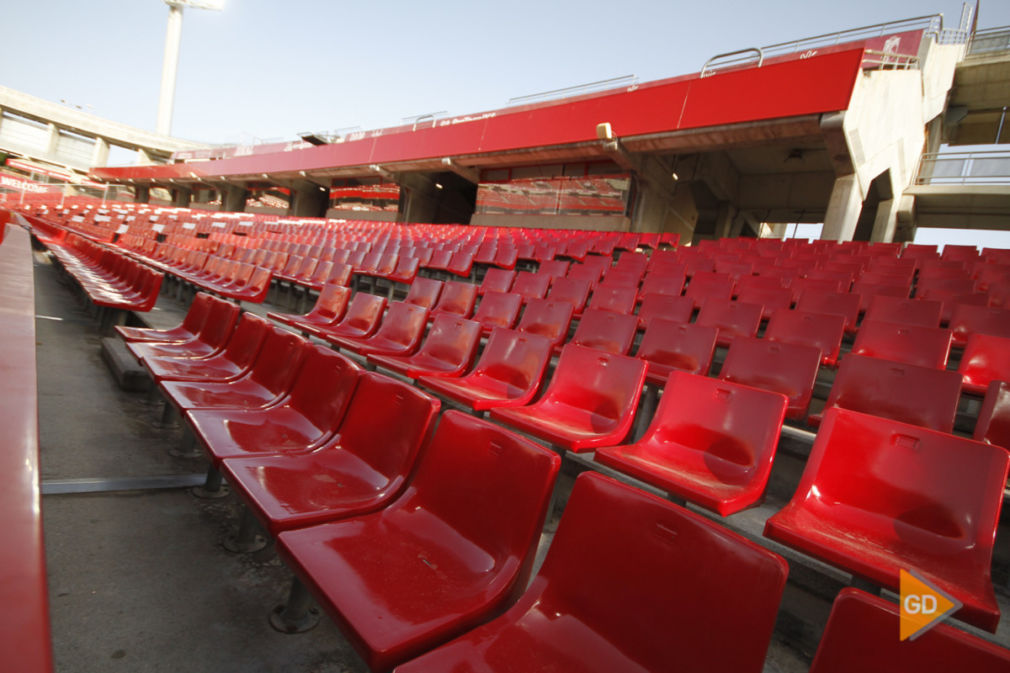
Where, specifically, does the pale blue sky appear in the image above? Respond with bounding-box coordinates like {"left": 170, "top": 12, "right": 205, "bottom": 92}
{"left": 2, "top": 1, "right": 1006, "bottom": 145}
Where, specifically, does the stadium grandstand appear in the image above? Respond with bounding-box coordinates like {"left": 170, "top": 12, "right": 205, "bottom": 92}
{"left": 3, "top": 4, "right": 1010, "bottom": 673}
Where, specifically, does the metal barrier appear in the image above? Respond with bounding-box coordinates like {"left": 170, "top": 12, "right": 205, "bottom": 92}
{"left": 916, "top": 150, "right": 1010, "bottom": 185}
{"left": 966, "top": 26, "right": 1010, "bottom": 58}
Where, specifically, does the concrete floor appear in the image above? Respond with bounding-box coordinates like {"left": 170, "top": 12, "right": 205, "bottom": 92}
{"left": 34, "top": 251, "right": 1009, "bottom": 673}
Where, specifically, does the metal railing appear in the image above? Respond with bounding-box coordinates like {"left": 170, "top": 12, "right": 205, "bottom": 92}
{"left": 966, "top": 26, "right": 1010, "bottom": 58}
{"left": 862, "top": 50, "right": 919, "bottom": 70}
{"left": 702, "top": 15, "right": 945, "bottom": 76}
{"left": 916, "top": 150, "right": 1010, "bottom": 185}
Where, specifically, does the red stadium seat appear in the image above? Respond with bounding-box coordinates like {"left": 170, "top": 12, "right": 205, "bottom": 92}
{"left": 267, "top": 283, "right": 350, "bottom": 333}
{"left": 948, "top": 303, "right": 1010, "bottom": 345}
{"left": 515, "top": 297, "right": 574, "bottom": 348}
{"left": 796, "top": 290, "right": 860, "bottom": 332}
{"left": 477, "top": 268, "right": 515, "bottom": 295}
{"left": 418, "top": 328, "right": 552, "bottom": 412}
{"left": 143, "top": 312, "right": 270, "bottom": 383}
{"left": 635, "top": 293, "right": 693, "bottom": 330}
{"left": 187, "top": 346, "right": 360, "bottom": 464}
{"left": 765, "top": 408, "right": 1009, "bottom": 632}
{"left": 490, "top": 344, "right": 646, "bottom": 452}
{"left": 307, "top": 292, "right": 387, "bottom": 342}
{"left": 126, "top": 299, "right": 240, "bottom": 363}
{"left": 596, "top": 372, "right": 787, "bottom": 515}
{"left": 814, "top": 354, "right": 962, "bottom": 432}
{"left": 396, "top": 472, "right": 788, "bottom": 673}
{"left": 636, "top": 319, "right": 718, "bottom": 384}
{"left": 695, "top": 299, "right": 763, "bottom": 347}
{"left": 430, "top": 280, "right": 477, "bottom": 318}
{"left": 327, "top": 302, "right": 428, "bottom": 357}
{"left": 402, "top": 277, "right": 442, "bottom": 309}
{"left": 565, "top": 309, "right": 638, "bottom": 355}
{"left": 864, "top": 294, "right": 942, "bottom": 328}
{"left": 114, "top": 291, "right": 214, "bottom": 343}
{"left": 974, "top": 380, "right": 1010, "bottom": 452}
{"left": 471, "top": 290, "right": 522, "bottom": 334}
{"left": 961, "top": 333, "right": 1010, "bottom": 394}
{"left": 808, "top": 589, "right": 1010, "bottom": 673}
{"left": 275, "top": 411, "right": 560, "bottom": 671}
{"left": 735, "top": 285, "right": 793, "bottom": 320}
{"left": 368, "top": 314, "right": 481, "bottom": 379}
{"left": 764, "top": 308, "right": 845, "bottom": 367}
{"left": 510, "top": 270, "right": 552, "bottom": 302}
{"left": 684, "top": 271, "right": 734, "bottom": 308}
{"left": 221, "top": 372, "right": 439, "bottom": 535}
{"left": 545, "top": 276, "right": 591, "bottom": 315}
{"left": 719, "top": 337, "right": 821, "bottom": 420}
{"left": 587, "top": 285, "right": 637, "bottom": 314}
{"left": 850, "top": 320, "right": 953, "bottom": 370}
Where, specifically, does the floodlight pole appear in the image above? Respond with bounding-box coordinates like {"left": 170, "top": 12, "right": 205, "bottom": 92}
{"left": 156, "top": 2, "right": 185, "bottom": 136}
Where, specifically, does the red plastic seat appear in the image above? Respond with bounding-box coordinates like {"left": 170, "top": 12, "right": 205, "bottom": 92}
{"left": 765, "top": 408, "right": 1009, "bottom": 632}
{"left": 267, "top": 283, "right": 350, "bottom": 333}
{"left": 961, "top": 332, "right": 1010, "bottom": 394}
{"left": 566, "top": 262, "right": 604, "bottom": 290}
{"left": 635, "top": 292, "right": 693, "bottom": 330}
{"left": 418, "top": 328, "right": 552, "bottom": 411}
{"left": 735, "top": 285, "right": 793, "bottom": 319}
{"left": 402, "top": 277, "right": 442, "bottom": 309}
{"left": 430, "top": 280, "right": 477, "bottom": 318}
{"left": 127, "top": 299, "right": 240, "bottom": 363}
{"left": 719, "top": 337, "right": 821, "bottom": 420}
{"left": 974, "top": 380, "right": 1010, "bottom": 451}
{"left": 395, "top": 472, "right": 788, "bottom": 673}
{"left": 159, "top": 327, "right": 308, "bottom": 413}
{"left": 948, "top": 303, "right": 1010, "bottom": 345}
{"left": 470, "top": 290, "right": 522, "bottom": 334}
{"left": 477, "top": 268, "right": 515, "bottom": 295}
{"left": 328, "top": 301, "right": 428, "bottom": 357}
{"left": 816, "top": 353, "right": 961, "bottom": 432}
{"left": 368, "top": 314, "right": 481, "bottom": 379}
{"left": 510, "top": 271, "right": 552, "bottom": 302}
{"left": 796, "top": 290, "right": 860, "bottom": 332}
{"left": 587, "top": 285, "right": 636, "bottom": 314}
{"left": 490, "top": 344, "right": 647, "bottom": 452}
{"left": 764, "top": 308, "right": 846, "bottom": 367}
{"left": 565, "top": 309, "right": 638, "bottom": 355}
{"left": 545, "top": 276, "right": 590, "bottom": 314}
{"left": 144, "top": 312, "right": 270, "bottom": 383}
{"left": 114, "top": 292, "right": 214, "bottom": 343}
{"left": 808, "top": 588, "right": 1010, "bottom": 673}
{"left": 596, "top": 372, "right": 787, "bottom": 515}
{"left": 221, "top": 372, "right": 440, "bottom": 535}
{"left": 276, "top": 410, "right": 560, "bottom": 671}
{"left": 636, "top": 318, "right": 718, "bottom": 384}
{"left": 850, "top": 320, "right": 952, "bottom": 370}
{"left": 515, "top": 298, "right": 574, "bottom": 348}
{"left": 307, "top": 292, "right": 387, "bottom": 342}
{"left": 684, "top": 272, "right": 734, "bottom": 308}
{"left": 536, "top": 259, "right": 569, "bottom": 279}
{"left": 695, "top": 299, "right": 763, "bottom": 347}
{"left": 864, "top": 295, "right": 942, "bottom": 328}
{"left": 187, "top": 346, "right": 361, "bottom": 464}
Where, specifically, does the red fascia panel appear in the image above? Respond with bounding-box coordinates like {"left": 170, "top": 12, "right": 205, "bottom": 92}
{"left": 92, "top": 49, "right": 862, "bottom": 183}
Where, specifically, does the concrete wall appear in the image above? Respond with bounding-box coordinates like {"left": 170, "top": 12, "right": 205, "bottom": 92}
{"left": 470, "top": 213, "right": 631, "bottom": 231}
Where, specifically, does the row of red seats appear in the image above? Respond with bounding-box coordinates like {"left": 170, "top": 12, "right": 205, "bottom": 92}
{"left": 0, "top": 217, "right": 54, "bottom": 673}
{"left": 115, "top": 294, "right": 1010, "bottom": 669}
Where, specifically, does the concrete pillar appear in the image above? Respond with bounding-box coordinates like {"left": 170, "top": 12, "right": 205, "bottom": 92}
{"left": 820, "top": 174, "right": 863, "bottom": 242}
{"left": 631, "top": 181, "right": 697, "bottom": 240}
{"left": 134, "top": 186, "right": 151, "bottom": 204}
{"left": 870, "top": 198, "right": 901, "bottom": 242}
{"left": 713, "top": 202, "right": 738, "bottom": 238}
{"left": 170, "top": 188, "right": 191, "bottom": 208}
{"left": 137, "top": 148, "right": 154, "bottom": 166}
{"left": 46, "top": 123, "right": 59, "bottom": 157}
{"left": 288, "top": 183, "right": 329, "bottom": 217}
{"left": 221, "top": 185, "right": 249, "bottom": 213}
{"left": 91, "top": 138, "right": 110, "bottom": 168}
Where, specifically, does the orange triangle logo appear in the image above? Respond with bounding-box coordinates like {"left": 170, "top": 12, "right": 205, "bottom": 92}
{"left": 899, "top": 569, "right": 962, "bottom": 641}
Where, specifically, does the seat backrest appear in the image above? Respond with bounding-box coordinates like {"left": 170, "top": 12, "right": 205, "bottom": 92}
{"left": 809, "top": 588, "right": 1010, "bottom": 673}
{"left": 974, "top": 380, "right": 1010, "bottom": 451}
{"left": 639, "top": 269, "right": 686, "bottom": 297}
{"left": 286, "top": 345, "right": 361, "bottom": 432}
{"left": 432, "top": 280, "right": 477, "bottom": 317}
{"left": 824, "top": 354, "right": 962, "bottom": 432}
{"left": 636, "top": 318, "right": 718, "bottom": 377}
{"left": 326, "top": 261, "right": 352, "bottom": 286}
{"left": 181, "top": 293, "right": 215, "bottom": 334}
{"left": 338, "top": 292, "right": 387, "bottom": 332}
{"left": 949, "top": 303, "right": 1010, "bottom": 344}
{"left": 398, "top": 410, "right": 560, "bottom": 593}
{"left": 472, "top": 291, "right": 522, "bottom": 329}
{"left": 222, "top": 312, "right": 271, "bottom": 368}
{"left": 764, "top": 308, "right": 845, "bottom": 366}
{"left": 570, "top": 309, "right": 638, "bottom": 355}
{"left": 471, "top": 328, "right": 553, "bottom": 392}
{"left": 695, "top": 299, "right": 763, "bottom": 344}
{"left": 791, "top": 408, "right": 1008, "bottom": 560}
{"left": 960, "top": 333, "right": 1010, "bottom": 394}
{"left": 851, "top": 320, "right": 953, "bottom": 370}
{"left": 736, "top": 285, "right": 793, "bottom": 315}
{"left": 196, "top": 300, "right": 241, "bottom": 350}
{"left": 636, "top": 293, "right": 694, "bottom": 329}
{"left": 546, "top": 277, "right": 590, "bottom": 312}
{"left": 249, "top": 327, "right": 310, "bottom": 393}
{"left": 796, "top": 290, "right": 860, "bottom": 331}
{"left": 534, "top": 472, "right": 788, "bottom": 672}
{"left": 479, "top": 268, "right": 515, "bottom": 295}
{"left": 719, "top": 337, "right": 821, "bottom": 420}
{"left": 545, "top": 345, "right": 647, "bottom": 423}
{"left": 516, "top": 298, "right": 574, "bottom": 346}
{"left": 588, "top": 285, "right": 637, "bottom": 314}
{"left": 311, "top": 284, "right": 351, "bottom": 321}
{"left": 536, "top": 259, "right": 569, "bottom": 279}
{"left": 864, "top": 295, "right": 942, "bottom": 328}
{"left": 511, "top": 271, "right": 552, "bottom": 301}
{"left": 684, "top": 272, "right": 734, "bottom": 307}
{"left": 371, "top": 302, "right": 429, "bottom": 347}
{"left": 333, "top": 371, "right": 439, "bottom": 485}
{"left": 403, "top": 277, "right": 442, "bottom": 309}
{"left": 419, "top": 314, "right": 481, "bottom": 365}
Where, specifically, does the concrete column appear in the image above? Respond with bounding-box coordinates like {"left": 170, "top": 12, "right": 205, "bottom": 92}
{"left": 713, "top": 202, "right": 738, "bottom": 238}
{"left": 46, "top": 123, "right": 59, "bottom": 157}
{"left": 767, "top": 223, "right": 788, "bottom": 239}
{"left": 288, "top": 183, "right": 328, "bottom": 217}
{"left": 170, "top": 188, "right": 191, "bottom": 208}
{"left": 91, "top": 138, "right": 110, "bottom": 168}
{"left": 630, "top": 181, "right": 697, "bottom": 240}
{"left": 870, "top": 198, "right": 901, "bottom": 242}
{"left": 820, "top": 174, "right": 863, "bottom": 242}
{"left": 134, "top": 186, "right": 151, "bottom": 204}
{"left": 137, "top": 148, "right": 154, "bottom": 166}
{"left": 221, "top": 185, "right": 249, "bottom": 212}
{"left": 397, "top": 174, "right": 438, "bottom": 223}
